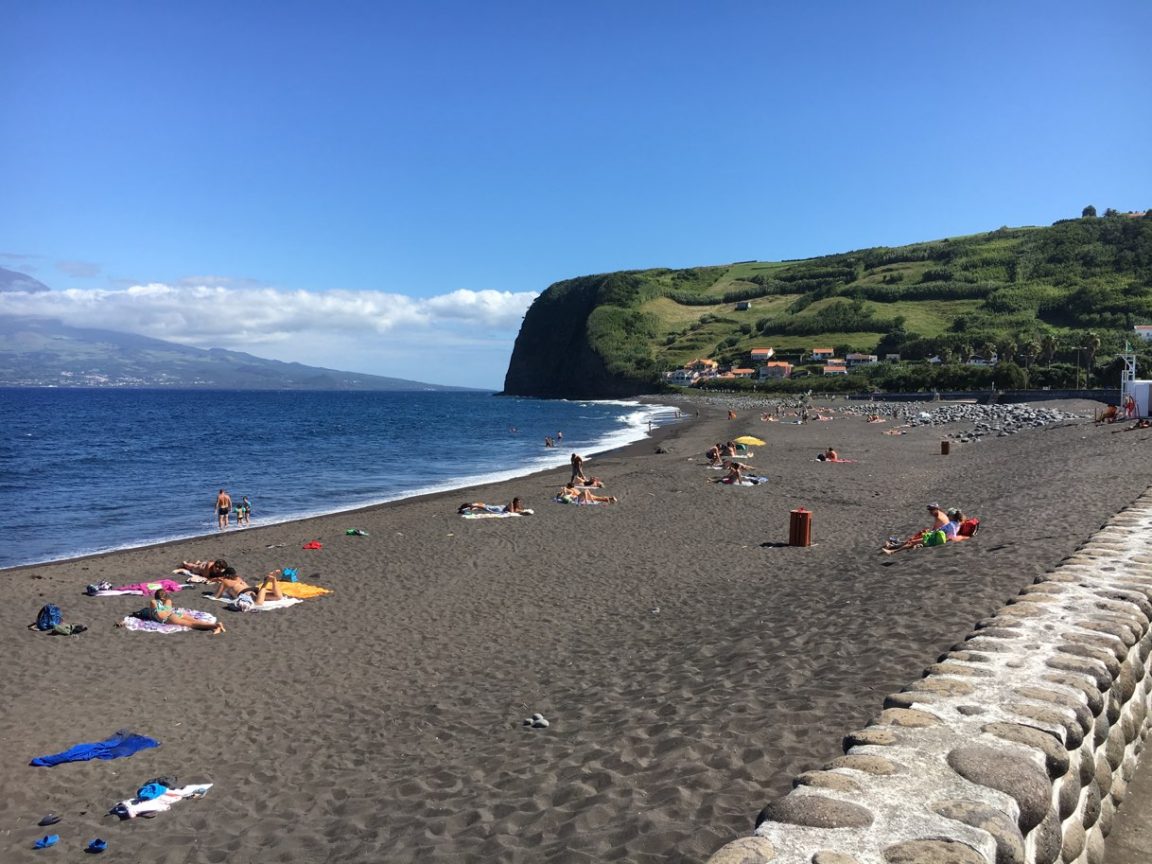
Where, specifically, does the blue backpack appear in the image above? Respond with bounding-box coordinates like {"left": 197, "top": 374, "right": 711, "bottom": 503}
{"left": 36, "top": 604, "right": 63, "bottom": 631}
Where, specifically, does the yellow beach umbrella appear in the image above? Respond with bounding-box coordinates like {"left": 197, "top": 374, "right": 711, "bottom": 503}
{"left": 733, "top": 435, "right": 766, "bottom": 446}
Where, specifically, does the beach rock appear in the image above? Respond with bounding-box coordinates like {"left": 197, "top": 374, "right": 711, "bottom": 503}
{"left": 792, "top": 771, "right": 861, "bottom": 793}
{"left": 981, "top": 722, "right": 1068, "bottom": 778}
{"left": 812, "top": 852, "right": 861, "bottom": 864}
{"left": 757, "top": 795, "right": 874, "bottom": 829}
{"left": 946, "top": 745, "right": 1052, "bottom": 831}
{"left": 882, "top": 838, "right": 984, "bottom": 864}
{"left": 706, "top": 836, "right": 777, "bottom": 863}
{"left": 932, "top": 799, "right": 1025, "bottom": 864}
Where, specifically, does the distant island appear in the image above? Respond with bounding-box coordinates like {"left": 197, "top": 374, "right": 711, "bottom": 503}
{"left": 0, "top": 301, "right": 471, "bottom": 392}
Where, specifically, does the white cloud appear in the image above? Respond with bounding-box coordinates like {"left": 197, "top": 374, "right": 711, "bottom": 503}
{"left": 0, "top": 280, "right": 537, "bottom": 388}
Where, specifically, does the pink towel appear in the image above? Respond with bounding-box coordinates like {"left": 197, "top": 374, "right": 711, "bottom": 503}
{"left": 114, "top": 579, "right": 185, "bottom": 595}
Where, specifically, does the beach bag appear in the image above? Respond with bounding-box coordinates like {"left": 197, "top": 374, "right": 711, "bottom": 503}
{"left": 958, "top": 518, "right": 981, "bottom": 537}
{"left": 36, "top": 604, "right": 63, "bottom": 631}
{"left": 922, "top": 529, "right": 947, "bottom": 547}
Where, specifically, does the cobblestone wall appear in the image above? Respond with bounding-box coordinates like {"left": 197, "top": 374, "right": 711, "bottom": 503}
{"left": 707, "top": 494, "right": 1152, "bottom": 864}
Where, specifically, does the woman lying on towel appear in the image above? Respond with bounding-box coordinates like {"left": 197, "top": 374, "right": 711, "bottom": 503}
{"left": 557, "top": 483, "right": 616, "bottom": 504}
{"left": 211, "top": 568, "right": 285, "bottom": 606}
{"left": 458, "top": 497, "right": 528, "bottom": 515}
{"left": 181, "top": 559, "right": 229, "bottom": 579}
{"left": 148, "top": 589, "right": 224, "bottom": 633}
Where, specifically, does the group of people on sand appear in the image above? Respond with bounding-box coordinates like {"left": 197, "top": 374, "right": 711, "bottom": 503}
{"left": 882, "top": 503, "right": 980, "bottom": 554}
{"left": 706, "top": 441, "right": 749, "bottom": 466}
{"left": 214, "top": 489, "right": 252, "bottom": 530}
{"left": 556, "top": 453, "right": 617, "bottom": 504}
{"left": 143, "top": 559, "right": 296, "bottom": 634}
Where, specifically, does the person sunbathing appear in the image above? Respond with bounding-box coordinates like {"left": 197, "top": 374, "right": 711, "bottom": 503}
{"left": 705, "top": 444, "right": 724, "bottom": 466}
{"left": 181, "top": 559, "right": 229, "bottom": 579}
{"left": 715, "top": 460, "right": 750, "bottom": 483}
{"left": 558, "top": 483, "right": 616, "bottom": 504}
{"left": 148, "top": 589, "right": 224, "bottom": 633}
{"left": 882, "top": 504, "right": 951, "bottom": 554}
{"left": 212, "top": 569, "right": 285, "bottom": 605}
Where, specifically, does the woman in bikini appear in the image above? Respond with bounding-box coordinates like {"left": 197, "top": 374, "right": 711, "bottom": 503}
{"left": 148, "top": 589, "right": 224, "bottom": 633}
{"left": 212, "top": 569, "right": 285, "bottom": 606}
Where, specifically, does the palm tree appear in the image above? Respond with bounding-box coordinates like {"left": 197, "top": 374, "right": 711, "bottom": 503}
{"left": 1019, "top": 337, "right": 1040, "bottom": 369}
{"left": 1040, "top": 333, "right": 1057, "bottom": 367}
{"left": 996, "top": 337, "right": 1017, "bottom": 365}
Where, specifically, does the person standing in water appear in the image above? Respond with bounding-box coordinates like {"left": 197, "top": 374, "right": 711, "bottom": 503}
{"left": 215, "top": 489, "right": 232, "bottom": 530}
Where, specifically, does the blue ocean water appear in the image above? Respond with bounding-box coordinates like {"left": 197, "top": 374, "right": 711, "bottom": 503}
{"left": 0, "top": 389, "right": 679, "bottom": 569}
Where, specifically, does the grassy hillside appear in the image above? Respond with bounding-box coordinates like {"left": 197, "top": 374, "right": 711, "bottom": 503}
{"left": 504, "top": 212, "right": 1152, "bottom": 397}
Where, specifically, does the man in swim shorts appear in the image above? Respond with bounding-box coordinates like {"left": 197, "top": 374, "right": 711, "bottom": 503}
{"left": 216, "top": 489, "right": 232, "bottom": 530}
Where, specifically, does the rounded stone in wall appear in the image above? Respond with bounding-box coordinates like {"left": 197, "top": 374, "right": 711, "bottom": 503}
{"left": 843, "top": 727, "right": 898, "bottom": 749}
{"left": 932, "top": 798, "right": 1025, "bottom": 864}
{"left": 1122, "top": 707, "right": 1139, "bottom": 744}
{"left": 946, "top": 745, "right": 1053, "bottom": 832}
{"left": 1033, "top": 807, "right": 1062, "bottom": 864}
{"left": 903, "top": 677, "right": 977, "bottom": 697}
{"left": 1095, "top": 750, "right": 1113, "bottom": 797}
{"left": 1080, "top": 618, "right": 1138, "bottom": 647}
{"left": 1082, "top": 779, "right": 1102, "bottom": 829}
{"left": 812, "top": 852, "right": 861, "bottom": 864}
{"left": 1095, "top": 712, "right": 1112, "bottom": 748}
{"left": 1013, "top": 687, "right": 1094, "bottom": 735}
{"left": 1056, "top": 643, "right": 1122, "bottom": 678}
{"left": 1046, "top": 655, "right": 1114, "bottom": 691}
{"left": 793, "top": 771, "right": 861, "bottom": 793}
{"left": 925, "top": 662, "right": 996, "bottom": 678}
{"left": 1007, "top": 703, "right": 1084, "bottom": 748}
{"left": 882, "top": 839, "right": 983, "bottom": 864}
{"left": 1116, "top": 663, "right": 1139, "bottom": 702}
{"left": 706, "top": 836, "right": 777, "bottom": 864}
{"left": 1112, "top": 772, "right": 1129, "bottom": 804}
{"left": 1105, "top": 692, "right": 1123, "bottom": 725}
{"left": 825, "top": 754, "right": 899, "bottom": 775}
{"left": 1061, "top": 629, "right": 1128, "bottom": 661}
{"left": 1107, "top": 724, "right": 1127, "bottom": 770}
{"left": 1057, "top": 773, "right": 1080, "bottom": 821}
{"left": 981, "top": 722, "right": 1069, "bottom": 778}
{"left": 757, "top": 795, "right": 874, "bottom": 829}
{"left": 1040, "top": 672, "right": 1104, "bottom": 715}
{"left": 877, "top": 707, "right": 942, "bottom": 728}
{"left": 1061, "top": 817, "right": 1086, "bottom": 861}
{"left": 1085, "top": 829, "right": 1107, "bottom": 864}
{"left": 1100, "top": 795, "right": 1116, "bottom": 837}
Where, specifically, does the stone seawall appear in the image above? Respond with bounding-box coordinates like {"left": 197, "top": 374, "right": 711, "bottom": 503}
{"left": 707, "top": 492, "right": 1152, "bottom": 864}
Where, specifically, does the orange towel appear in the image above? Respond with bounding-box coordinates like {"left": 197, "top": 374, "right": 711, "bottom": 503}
{"left": 278, "top": 582, "right": 332, "bottom": 599}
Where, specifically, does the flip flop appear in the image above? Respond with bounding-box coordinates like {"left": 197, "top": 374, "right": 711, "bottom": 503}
{"left": 34, "top": 834, "right": 59, "bottom": 848}
{"left": 38, "top": 813, "right": 62, "bottom": 827}
{"left": 86, "top": 839, "right": 108, "bottom": 854}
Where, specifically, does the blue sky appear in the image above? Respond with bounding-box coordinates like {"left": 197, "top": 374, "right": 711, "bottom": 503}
{"left": 2, "top": 1, "right": 1149, "bottom": 388}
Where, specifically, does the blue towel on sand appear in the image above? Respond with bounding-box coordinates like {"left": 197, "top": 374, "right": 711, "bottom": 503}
{"left": 31, "top": 731, "right": 159, "bottom": 767}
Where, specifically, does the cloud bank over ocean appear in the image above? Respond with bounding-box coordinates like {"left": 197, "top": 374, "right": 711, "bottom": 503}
{"left": 0, "top": 281, "right": 537, "bottom": 389}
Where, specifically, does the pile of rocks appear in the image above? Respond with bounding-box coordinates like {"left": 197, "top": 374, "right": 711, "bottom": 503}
{"left": 845, "top": 402, "right": 1086, "bottom": 443}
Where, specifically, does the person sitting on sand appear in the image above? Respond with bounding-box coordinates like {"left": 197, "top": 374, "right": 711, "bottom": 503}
{"left": 715, "top": 460, "right": 749, "bottom": 484}
{"left": 705, "top": 443, "right": 723, "bottom": 466}
{"left": 148, "top": 589, "right": 224, "bottom": 633}
{"left": 882, "top": 503, "right": 952, "bottom": 554}
{"left": 866, "top": 414, "right": 885, "bottom": 423}
{"left": 505, "top": 497, "right": 526, "bottom": 513}
{"left": 823, "top": 447, "right": 838, "bottom": 461}
{"left": 212, "top": 569, "right": 285, "bottom": 606}
{"left": 1099, "top": 405, "right": 1119, "bottom": 424}
{"left": 558, "top": 483, "right": 616, "bottom": 504}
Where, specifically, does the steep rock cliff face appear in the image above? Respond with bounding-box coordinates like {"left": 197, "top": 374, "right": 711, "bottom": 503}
{"left": 502, "top": 274, "right": 660, "bottom": 399}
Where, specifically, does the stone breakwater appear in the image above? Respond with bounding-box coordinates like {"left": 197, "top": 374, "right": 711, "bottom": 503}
{"left": 706, "top": 491, "right": 1152, "bottom": 864}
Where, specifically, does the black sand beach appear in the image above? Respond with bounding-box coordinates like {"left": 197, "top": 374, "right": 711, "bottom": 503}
{"left": 3, "top": 398, "right": 1150, "bottom": 863}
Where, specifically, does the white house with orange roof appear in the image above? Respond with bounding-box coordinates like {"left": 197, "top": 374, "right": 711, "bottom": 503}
{"left": 1135, "top": 325, "right": 1152, "bottom": 342}
{"left": 750, "top": 347, "right": 775, "bottom": 364}
{"left": 809, "top": 347, "right": 835, "bottom": 362}
{"left": 758, "top": 361, "right": 793, "bottom": 380}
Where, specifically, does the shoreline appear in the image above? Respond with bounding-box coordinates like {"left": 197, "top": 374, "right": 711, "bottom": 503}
{"left": 1, "top": 399, "right": 688, "bottom": 574}
{"left": 0, "top": 402, "right": 695, "bottom": 574}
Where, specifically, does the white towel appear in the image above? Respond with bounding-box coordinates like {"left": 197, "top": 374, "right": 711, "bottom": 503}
{"left": 113, "top": 783, "right": 213, "bottom": 819}
{"left": 203, "top": 594, "right": 303, "bottom": 612}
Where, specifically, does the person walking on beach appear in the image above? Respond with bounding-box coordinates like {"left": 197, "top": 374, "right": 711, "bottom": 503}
{"left": 570, "top": 453, "right": 587, "bottom": 485}
{"left": 215, "top": 489, "right": 232, "bottom": 530}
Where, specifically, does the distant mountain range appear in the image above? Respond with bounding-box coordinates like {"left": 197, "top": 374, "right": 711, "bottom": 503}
{"left": 0, "top": 267, "right": 469, "bottom": 390}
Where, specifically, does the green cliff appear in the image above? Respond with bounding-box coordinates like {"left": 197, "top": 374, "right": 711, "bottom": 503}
{"left": 503, "top": 212, "right": 1152, "bottom": 398}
